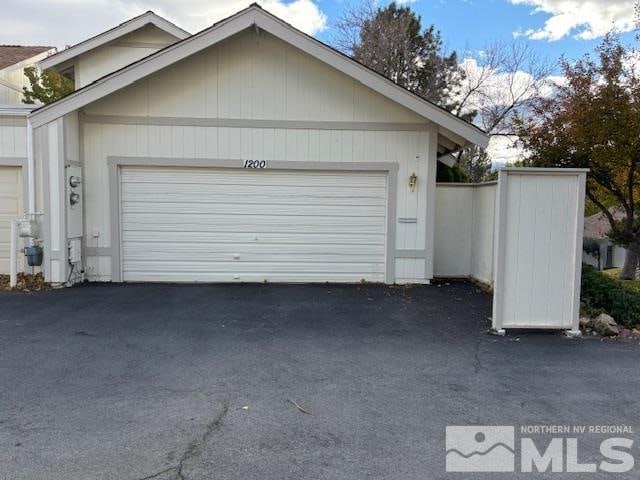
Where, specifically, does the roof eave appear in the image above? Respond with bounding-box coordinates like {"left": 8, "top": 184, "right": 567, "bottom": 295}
{"left": 38, "top": 12, "right": 190, "bottom": 71}
{"left": 29, "top": 5, "right": 489, "bottom": 149}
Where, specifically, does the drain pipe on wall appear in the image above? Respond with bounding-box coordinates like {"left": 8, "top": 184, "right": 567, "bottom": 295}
{"left": 26, "top": 117, "right": 35, "bottom": 214}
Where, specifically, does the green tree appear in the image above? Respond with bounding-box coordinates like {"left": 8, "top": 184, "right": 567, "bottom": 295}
{"left": 335, "top": 1, "right": 464, "bottom": 110}
{"left": 515, "top": 35, "right": 640, "bottom": 280}
{"left": 458, "top": 145, "right": 492, "bottom": 183}
{"left": 22, "top": 66, "right": 74, "bottom": 105}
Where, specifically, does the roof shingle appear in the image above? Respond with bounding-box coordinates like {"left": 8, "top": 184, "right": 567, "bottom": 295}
{"left": 0, "top": 45, "right": 54, "bottom": 70}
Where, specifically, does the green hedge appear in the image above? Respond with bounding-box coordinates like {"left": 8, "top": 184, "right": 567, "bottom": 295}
{"left": 581, "top": 265, "right": 640, "bottom": 327}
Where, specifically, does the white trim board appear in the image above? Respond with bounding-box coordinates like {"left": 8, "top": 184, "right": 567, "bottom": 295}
{"left": 81, "top": 114, "right": 430, "bottom": 131}
{"left": 29, "top": 5, "right": 488, "bottom": 151}
{"left": 0, "top": 104, "right": 37, "bottom": 116}
{"left": 39, "top": 11, "right": 190, "bottom": 71}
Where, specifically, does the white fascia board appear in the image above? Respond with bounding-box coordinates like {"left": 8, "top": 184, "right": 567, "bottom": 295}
{"left": 29, "top": 6, "right": 489, "bottom": 149}
{"left": 500, "top": 167, "right": 590, "bottom": 174}
{"left": 0, "top": 104, "right": 37, "bottom": 116}
{"left": 39, "top": 12, "right": 190, "bottom": 71}
{"left": 438, "top": 154, "right": 457, "bottom": 167}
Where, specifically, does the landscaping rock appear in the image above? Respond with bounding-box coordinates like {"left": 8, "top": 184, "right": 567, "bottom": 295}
{"left": 579, "top": 317, "right": 593, "bottom": 329}
{"left": 593, "top": 314, "right": 621, "bottom": 337}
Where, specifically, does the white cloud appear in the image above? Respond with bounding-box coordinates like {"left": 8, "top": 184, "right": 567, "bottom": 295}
{"left": 486, "top": 135, "right": 524, "bottom": 167}
{"left": 0, "top": 0, "right": 327, "bottom": 48}
{"left": 510, "top": 0, "right": 634, "bottom": 41}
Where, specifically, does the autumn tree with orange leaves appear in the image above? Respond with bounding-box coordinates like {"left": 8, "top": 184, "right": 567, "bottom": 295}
{"left": 515, "top": 35, "right": 640, "bottom": 280}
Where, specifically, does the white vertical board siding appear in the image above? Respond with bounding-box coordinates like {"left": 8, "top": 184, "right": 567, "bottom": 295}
{"left": 493, "top": 170, "right": 586, "bottom": 330}
{"left": 470, "top": 184, "right": 496, "bottom": 284}
{"left": 119, "top": 166, "right": 387, "bottom": 283}
{"left": 433, "top": 183, "right": 497, "bottom": 283}
{"left": 84, "top": 29, "right": 427, "bottom": 123}
{"left": 434, "top": 186, "right": 473, "bottom": 277}
{"left": 0, "top": 117, "right": 27, "bottom": 274}
{"left": 76, "top": 25, "right": 180, "bottom": 88}
{"left": 0, "top": 69, "right": 30, "bottom": 104}
{"left": 0, "top": 117, "right": 27, "bottom": 157}
{"left": 0, "top": 166, "right": 23, "bottom": 272}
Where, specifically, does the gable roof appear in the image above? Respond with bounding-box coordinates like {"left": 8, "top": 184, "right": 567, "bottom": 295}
{"left": 584, "top": 207, "right": 625, "bottom": 240}
{"left": 29, "top": 4, "right": 489, "bottom": 149}
{"left": 0, "top": 45, "right": 54, "bottom": 70}
{"left": 39, "top": 11, "right": 190, "bottom": 71}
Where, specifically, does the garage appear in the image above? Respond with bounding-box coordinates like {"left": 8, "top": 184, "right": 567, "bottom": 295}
{"left": 0, "top": 166, "right": 22, "bottom": 273}
{"left": 30, "top": 5, "right": 491, "bottom": 285}
{"left": 119, "top": 166, "right": 389, "bottom": 283}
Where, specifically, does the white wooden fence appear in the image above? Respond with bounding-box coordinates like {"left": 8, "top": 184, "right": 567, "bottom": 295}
{"left": 435, "top": 168, "right": 588, "bottom": 332}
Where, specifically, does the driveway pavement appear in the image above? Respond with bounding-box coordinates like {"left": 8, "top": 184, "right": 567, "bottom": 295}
{"left": 0, "top": 282, "right": 638, "bottom": 479}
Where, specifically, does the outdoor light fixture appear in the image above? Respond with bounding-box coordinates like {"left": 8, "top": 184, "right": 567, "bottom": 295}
{"left": 409, "top": 173, "right": 417, "bottom": 192}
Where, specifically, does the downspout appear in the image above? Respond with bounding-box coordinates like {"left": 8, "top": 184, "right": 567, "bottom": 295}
{"left": 26, "top": 117, "right": 35, "bottom": 214}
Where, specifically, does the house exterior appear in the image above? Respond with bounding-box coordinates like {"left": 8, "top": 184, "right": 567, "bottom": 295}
{"left": 0, "top": 12, "right": 188, "bottom": 274}
{"left": 20, "top": 4, "right": 488, "bottom": 285}
{"left": 39, "top": 11, "right": 190, "bottom": 89}
{"left": 583, "top": 207, "right": 626, "bottom": 270}
{"left": 0, "top": 44, "right": 56, "bottom": 272}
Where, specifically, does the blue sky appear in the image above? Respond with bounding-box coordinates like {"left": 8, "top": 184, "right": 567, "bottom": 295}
{"left": 314, "top": 0, "right": 636, "bottom": 74}
{"left": 1, "top": 0, "right": 636, "bottom": 74}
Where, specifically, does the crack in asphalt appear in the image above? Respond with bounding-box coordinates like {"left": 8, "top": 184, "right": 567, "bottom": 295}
{"left": 136, "top": 402, "right": 230, "bottom": 480}
{"left": 473, "top": 338, "right": 483, "bottom": 374}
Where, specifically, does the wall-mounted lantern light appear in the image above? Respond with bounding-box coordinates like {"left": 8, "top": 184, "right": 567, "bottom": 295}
{"left": 409, "top": 173, "right": 417, "bottom": 192}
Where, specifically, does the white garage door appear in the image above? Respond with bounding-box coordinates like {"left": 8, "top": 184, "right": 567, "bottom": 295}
{"left": 0, "top": 166, "right": 22, "bottom": 273}
{"left": 120, "top": 166, "right": 388, "bottom": 283}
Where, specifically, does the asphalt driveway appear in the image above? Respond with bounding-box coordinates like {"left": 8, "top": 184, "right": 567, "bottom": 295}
{"left": 1, "top": 282, "right": 638, "bottom": 480}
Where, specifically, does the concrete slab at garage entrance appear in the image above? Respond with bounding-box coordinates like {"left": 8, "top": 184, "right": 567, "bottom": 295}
{"left": 1, "top": 282, "right": 639, "bottom": 480}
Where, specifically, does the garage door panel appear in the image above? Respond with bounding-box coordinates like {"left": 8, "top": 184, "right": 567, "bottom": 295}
{"left": 120, "top": 166, "right": 388, "bottom": 283}
{"left": 123, "top": 244, "right": 385, "bottom": 258}
{"left": 121, "top": 193, "right": 387, "bottom": 207}
{"left": 123, "top": 271, "right": 385, "bottom": 283}
{"left": 121, "top": 213, "right": 385, "bottom": 229}
{"left": 121, "top": 168, "right": 387, "bottom": 187}
{"left": 122, "top": 203, "right": 385, "bottom": 218}
{"left": 123, "top": 261, "right": 385, "bottom": 275}
{"left": 122, "top": 231, "right": 386, "bottom": 245}
{"left": 0, "top": 166, "right": 22, "bottom": 273}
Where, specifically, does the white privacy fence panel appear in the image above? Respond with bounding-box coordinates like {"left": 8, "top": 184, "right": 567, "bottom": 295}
{"left": 492, "top": 169, "right": 587, "bottom": 331}
{"left": 434, "top": 183, "right": 497, "bottom": 284}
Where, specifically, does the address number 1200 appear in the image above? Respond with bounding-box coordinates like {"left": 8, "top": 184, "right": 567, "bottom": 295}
{"left": 243, "top": 160, "right": 267, "bottom": 169}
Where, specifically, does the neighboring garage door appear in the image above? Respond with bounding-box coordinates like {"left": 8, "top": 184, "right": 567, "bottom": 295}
{"left": 119, "top": 166, "right": 388, "bottom": 283}
{"left": 0, "top": 166, "right": 22, "bottom": 273}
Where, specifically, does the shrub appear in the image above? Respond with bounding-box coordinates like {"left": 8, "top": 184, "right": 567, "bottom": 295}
{"left": 581, "top": 265, "right": 640, "bottom": 327}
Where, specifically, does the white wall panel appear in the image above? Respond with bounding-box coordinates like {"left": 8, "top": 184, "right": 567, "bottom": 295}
{"left": 0, "top": 118, "right": 27, "bottom": 157}
{"left": 76, "top": 25, "right": 179, "bottom": 88}
{"left": 434, "top": 186, "right": 473, "bottom": 277}
{"left": 434, "top": 183, "right": 496, "bottom": 283}
{"left": 85, "top": 29, "right": 428, "bottom": 124}
{"left": 0, "top": 166, "right": 23, "bottom": 273}
{"left": 470, "top": 185, "right": 496, "bottom": 284}
{"left": 493, "top": 170, "right": 586, "bottom": 331}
